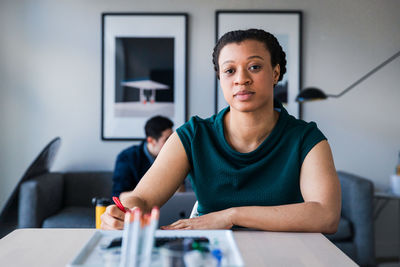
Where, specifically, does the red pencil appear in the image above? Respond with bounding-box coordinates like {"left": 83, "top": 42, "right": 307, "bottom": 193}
{"left": 112, "top": 196, "right": 126, "bottom": 213}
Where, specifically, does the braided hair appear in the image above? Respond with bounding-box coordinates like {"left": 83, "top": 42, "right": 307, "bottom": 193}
{"left": 212, "top": 29, "right": 287, "bottom": 84}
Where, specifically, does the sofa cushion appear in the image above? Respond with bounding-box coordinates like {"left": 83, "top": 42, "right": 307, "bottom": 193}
{"left": 63, "top": 172, "right": 113, "bottom": 207}
{"left": 42, "top": 206, "right": 94, "bottom": 228}
{"left": 325, "top": 217, "right": 352, "bottom": 241}
{"left": 18, "top": 173, "right": 63, "bottom": 228}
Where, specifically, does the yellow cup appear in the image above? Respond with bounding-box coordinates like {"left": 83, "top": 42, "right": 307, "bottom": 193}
{"left": 95, "top": 205, "right": 107, "bottom": 229}
{"left": 92, "top": 197, "right": 111, "bottom": 229}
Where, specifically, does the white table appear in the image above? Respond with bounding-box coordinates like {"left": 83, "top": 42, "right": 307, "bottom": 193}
{"left": 0, "top": 228, "right": 357, "bottom": 267}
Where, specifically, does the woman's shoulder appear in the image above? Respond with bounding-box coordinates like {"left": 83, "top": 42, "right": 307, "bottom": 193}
{"left": 282, "top": 113, "right": 327, "bottom": 148}
{"left": 285, "top": 113, "right": 320, "bottom": 132}
{"left": 274, "top": 100, "right": 319, "bottom": 133}
{"left": 179, "top": 107, "right": 227, "bottom": 131}
{"left": 176, "top": 108, "right": 228, "bottom": 146}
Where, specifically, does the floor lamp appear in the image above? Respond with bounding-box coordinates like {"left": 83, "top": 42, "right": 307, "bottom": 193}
{"left": 296, "top": 50, "right": 400, "bottom": 102}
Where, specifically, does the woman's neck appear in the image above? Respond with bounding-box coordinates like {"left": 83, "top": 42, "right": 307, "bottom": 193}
{"left": 224, "top": 104, "right": 279, "bottom": 153}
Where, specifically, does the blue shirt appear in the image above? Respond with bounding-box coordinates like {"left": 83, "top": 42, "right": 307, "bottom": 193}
{"left": 112, "top": 141, "right": 154, "bottom": 197}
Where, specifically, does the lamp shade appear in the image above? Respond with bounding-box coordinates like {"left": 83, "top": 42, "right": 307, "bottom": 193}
{"left": 295, "top": 87, "right": 328, "bottom": 102}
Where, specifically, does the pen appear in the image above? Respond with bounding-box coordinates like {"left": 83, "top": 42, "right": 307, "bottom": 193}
{"left": 129, "top": 208, "right": 142, "bottom": 267}
{"left": 140, "top": 207, "right": 159, "bottom": 267}
{"left": 112, "top": 196, "right": 126, "bottom": 213}
{"left": 119, "top": 210, "right": 134, "bottom": 267}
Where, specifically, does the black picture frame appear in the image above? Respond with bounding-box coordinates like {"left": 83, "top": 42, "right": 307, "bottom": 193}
{"left": 101, "top": 13, "right": 188, "bottom": 140}
{"left": 215, "top": 10, "right": 302, "bottom": 118}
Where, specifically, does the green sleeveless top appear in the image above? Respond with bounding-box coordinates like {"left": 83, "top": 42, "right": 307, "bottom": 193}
{"left": 176, "top": 101, "right": 326, "bottom": 215}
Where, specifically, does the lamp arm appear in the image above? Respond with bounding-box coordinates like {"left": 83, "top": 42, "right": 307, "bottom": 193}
{"left": 327, "top": 50, "right": 400, "bottom": 98}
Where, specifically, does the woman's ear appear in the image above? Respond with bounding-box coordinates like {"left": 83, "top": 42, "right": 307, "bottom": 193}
{"left": 273, "top": 64, "right": 281, "bottom": 84}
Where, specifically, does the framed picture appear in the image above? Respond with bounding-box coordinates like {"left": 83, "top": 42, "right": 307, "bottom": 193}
{"left": 215, "top": 11, "right": 302, "bottom": 118}
{"left": 101, "top": 13, "right": 188, "bottom": 140}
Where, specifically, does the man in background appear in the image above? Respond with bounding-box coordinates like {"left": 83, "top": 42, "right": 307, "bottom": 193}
{"left": 112, "top": 115, "right": 177, "bottom": 197}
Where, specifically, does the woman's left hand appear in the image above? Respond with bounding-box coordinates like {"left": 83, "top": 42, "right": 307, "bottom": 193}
{"left": 160, "top": 208, "right": 234, "bottom": 230}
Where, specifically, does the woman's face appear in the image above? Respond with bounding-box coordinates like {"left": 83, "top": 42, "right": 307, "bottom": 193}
{"left": 218, "top": 39, "right": 280, "bottom": 113}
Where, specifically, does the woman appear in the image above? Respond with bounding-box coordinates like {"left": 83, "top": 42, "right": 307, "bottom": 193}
{"left": 101, "top": 29, "right": 341, "bottom": 233}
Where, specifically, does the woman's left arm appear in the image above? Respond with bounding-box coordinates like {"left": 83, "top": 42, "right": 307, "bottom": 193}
{"left": 162, "top": 140, "right": 341, "bottom": 234}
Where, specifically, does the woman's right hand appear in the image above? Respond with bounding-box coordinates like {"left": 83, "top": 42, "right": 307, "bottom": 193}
{"left": 100, "top": 205, "right": 126, "bottom": 230}
{"left": 101, "top": 132, "right": 190, "bottom": 230}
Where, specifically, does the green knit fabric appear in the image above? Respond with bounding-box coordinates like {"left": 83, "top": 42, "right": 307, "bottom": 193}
{"left": 176, "top": 100, "right": 326, "bottom": 215}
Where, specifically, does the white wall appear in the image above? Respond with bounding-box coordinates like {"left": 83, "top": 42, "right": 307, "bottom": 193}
{"left": 1, "top": 0, "right": 399, "bottom": 259}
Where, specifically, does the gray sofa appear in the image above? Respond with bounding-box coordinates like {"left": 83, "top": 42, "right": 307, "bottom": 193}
{"left": 18, "top": 171, "right": 196, "bottom": 228}
{"left": 18, "top": 170, "right": 375, "bottom": 266}
{"left": 18, "top": 172, "right": 113, "bottom": 228}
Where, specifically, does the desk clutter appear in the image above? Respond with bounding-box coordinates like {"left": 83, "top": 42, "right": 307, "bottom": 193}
{"left": 68, "top": 224, "right": 243, "bottom": 266}
{"left": 119, "top": 207, "right": 160, "bottom": 267}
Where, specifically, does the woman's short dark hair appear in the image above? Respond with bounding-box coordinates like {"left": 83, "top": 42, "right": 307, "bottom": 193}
{"left": 212, "top": 29, "right": 287, "bottom": 82}
{"left": 145, "top": 116, "right": 173, "bottom": 140}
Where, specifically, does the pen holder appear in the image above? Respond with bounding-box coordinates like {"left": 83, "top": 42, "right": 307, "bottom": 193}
{"left": 92, "top": 197, "right": 112, "bottom": 229}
